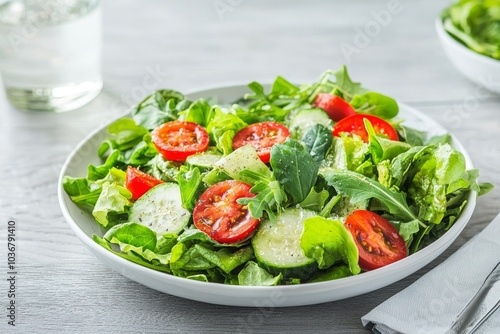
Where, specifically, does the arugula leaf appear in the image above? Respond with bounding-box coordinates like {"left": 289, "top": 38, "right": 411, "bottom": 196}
{"left": 303, "top": 124, "right": 333, "bottom": 166}
{"left": 236, "top": 102, "right": 289, "bottom": 124}
{"left": 332, "top": 65, "right": 367, "bottom": 100}
{"left": 300, "top": 216, "right": 360, "bottom": 274}
{"left": 238, "top": 261, "right": 282, "bottom": 286}
{"left": 271, "top": 76, "right": 299, "bottom": 96}
{"left": 350, "top": 92, "right": 399, "bottom": 119}
{"left": 270, "top": 139, "right": 318, "bottom": 204}
{"left": 246, "top": 81, "right": 269, "bottom": 102}
{"left": 321, "top": 169, "right": 419, "bottom": 222}
{"left": 237, "top": 170, "right": 287, "bottom": 222}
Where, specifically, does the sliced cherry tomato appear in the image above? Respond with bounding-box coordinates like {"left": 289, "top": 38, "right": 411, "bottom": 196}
{"left": 193, "top": 180, "right": 259, "bottom": 244}
{"left": 332, "top": 114, "right": 399, "bottom": 142}
{"left": 232, "top": 122, "right": 290, "bottom": 163}
{"left": 126, "top": 166, "right": 164, "bottom": 200}
{"left": 151, "top": 121, "right": 209, "bottom": 161}
{"left": 312, "top": 93, "right": 357, "bottom": 121}
{"left": 344, "top": 210, "right": 407, "bottom": 271}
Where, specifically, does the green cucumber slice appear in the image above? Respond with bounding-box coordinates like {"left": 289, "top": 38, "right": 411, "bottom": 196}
{"left": 129, "top": 183, "right": 190, "bottom": 235}
{"left": 252, "top": 208, "right": 318, "bottom": 279}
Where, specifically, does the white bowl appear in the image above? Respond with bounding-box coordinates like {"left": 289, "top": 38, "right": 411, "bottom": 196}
{"left": 58, "top": 84, "right": 477, "bottom": 307}
{"left": 436, "top": 18, "right": 500, "bottom": 94}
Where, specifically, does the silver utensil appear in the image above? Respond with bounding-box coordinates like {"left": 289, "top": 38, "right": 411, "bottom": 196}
{"left": 446, "top": 262, "right": 500, "bottom": 334}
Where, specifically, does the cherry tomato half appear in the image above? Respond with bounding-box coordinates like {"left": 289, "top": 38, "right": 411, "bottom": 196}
{"left": 344, "top": 210, "right": 407, "bottom": 271}
{"left": 126, "top": 166, "right": 164, "bottom": 200}
{"left": 193, "top": 180, "right": 259, "bottom": 244}
{"left": 151, "top": 121, "right": 209, "bottom": 161}
{"left": 232, "top": 122, "right": 290, "bottom": 163}
{"left": 332, "top": 114, "right": 399, "bottom": 142}
{"left": 312, "top": 93, "right": 357, "bottom": 121}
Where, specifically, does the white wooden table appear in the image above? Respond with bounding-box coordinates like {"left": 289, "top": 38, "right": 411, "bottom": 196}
{"left": 1, "top": 0, "right": 499, "bottom": 332}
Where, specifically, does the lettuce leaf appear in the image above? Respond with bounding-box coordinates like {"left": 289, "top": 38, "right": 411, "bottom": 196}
{"left": 238, "top": 261, "right": 282, "bottom": 286}
{"left": 300, "top": 216, "right": 360, "bottom": 274}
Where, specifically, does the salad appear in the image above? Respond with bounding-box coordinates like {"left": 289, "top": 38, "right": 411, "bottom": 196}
{"left": 63, "top": 67, "right": 492, "bottom": 286}
{"left": 442, "top": 0, "right": 500, "bottom": 60}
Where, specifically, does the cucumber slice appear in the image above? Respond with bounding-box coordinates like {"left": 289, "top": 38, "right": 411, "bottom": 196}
{"left": 289, "top": 108, "right": 333, "bottom": 139}
{"left": 215, "top": 145, "right": 271, "bottom": 183}
{"left": 252, "top": 208, "right": 318, "bottom": 279}
{"left": 129, "top": 183, "right": 190, "bottom": 235}
{"left": 186, "top": 151, "right": 222, "bottom": 172}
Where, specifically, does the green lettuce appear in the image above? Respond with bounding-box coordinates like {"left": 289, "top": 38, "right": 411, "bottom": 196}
{"left": 300, "top": 216, "right": 360, "bottom": 274}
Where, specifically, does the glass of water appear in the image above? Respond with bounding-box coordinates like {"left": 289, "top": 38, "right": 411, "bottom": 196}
{"left": 0, "top": 0, "right": 102, "bottom": 112}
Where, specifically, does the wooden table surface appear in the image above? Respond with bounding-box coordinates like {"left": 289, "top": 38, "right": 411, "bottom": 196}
{"left": 1, "top": 0, "right": 499, "bottom": 333}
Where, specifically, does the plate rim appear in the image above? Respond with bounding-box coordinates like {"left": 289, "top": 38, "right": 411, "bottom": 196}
{"left": 57, "top": 83, "right": 477, "bottom": 306}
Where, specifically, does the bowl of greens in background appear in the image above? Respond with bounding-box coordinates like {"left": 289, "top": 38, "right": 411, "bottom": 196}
{"left": 437, "top": 0, "right": 500, "bottom": 94}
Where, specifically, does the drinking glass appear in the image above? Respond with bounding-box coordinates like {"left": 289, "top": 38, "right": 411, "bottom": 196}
{"left": 0, "top": 0, "right": 102, "bottom": 112}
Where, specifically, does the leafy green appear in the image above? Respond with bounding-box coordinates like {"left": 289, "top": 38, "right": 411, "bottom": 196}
{"left": 193, "top": 245, "right": 254, "bottom": 274}
{"left": 308, "top": 265, "right": 351, "bottom": 283}
{"left": 133, "top": 90, "right": 190, "bottom": 130}
{"left": 177, "top": 166, "right": 202, "bottom": 210}
{"left": 408, "top": 144, "right": 466, "bottom": 224}
{"left": 299, "top": 188, "right": 330, "bottom": 212}
{"left": 106, "top": 118, "right": 149, "bottom": 151}
{"left": 182, "top": 99, "right": 214, "bottom": 127}
{"left": 303, "top": 124, "right": 333, "bottom": 165}
{"left": 88, "top": 150, "right": 121, "bottom": 181}
{"left": 350, "top": 92, "right": 399, "bottom": 119}
{"left": 144, "top": 154, "right": 179, "bottom": 182}
{"left": 206, "top": 107, "right": 247, "bottom": 154}
{"left": 270, "top": 139, "right": 318, "bottom": 204}
{"left": 237, "top": 170, "right": 287, "bottom": 222}
{"left": 61, "top": 66, "right": 492, "bottom": 285}
{"left": 93, "top": 235, "right": 171, "bottom": 273}
{"left": 238, "top": 261, "right": 283, "bottom": 286}
{"left": 300, "top": 216, "right": 360, "bottom": 274}
{"left": 323, "top": 135, "right": 371, "bottom": 175}
{"left": 397, "top": 126, "right": 427, "bottom": 146}
{"left": 92, "top": 182, "right": 131, "bottom": 227}
{"left": 104, "top": 222, "right": 157, "bottom": 252}
{"left": 331, "top": 66, "right": 367, "bottom": 100}
{"left": 62, "top": 177, "right": 101, "bottom": 210}
{"left": 321, "top": 169, "right": 419, "bottom": 222}
{"left": 365, "top": 119, "right": 411, "bottom": 163}
{"left": 442, "top": 0, "right": 500, "bottom": 60}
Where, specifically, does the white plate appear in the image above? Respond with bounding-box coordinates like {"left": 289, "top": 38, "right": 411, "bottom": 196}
{"left": 58, "top": 84, "right": 476, "bottom": 307}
